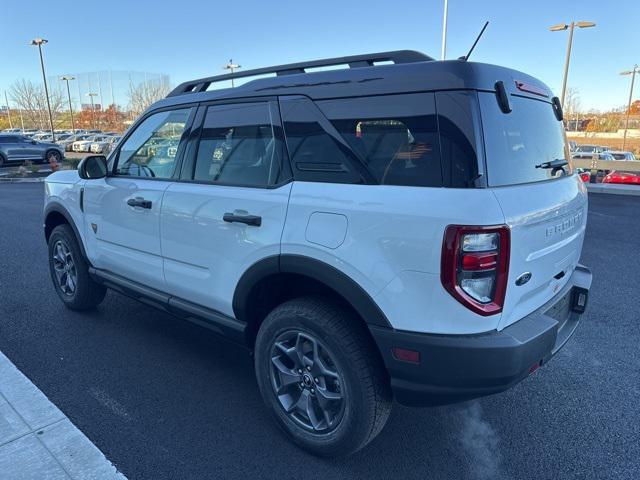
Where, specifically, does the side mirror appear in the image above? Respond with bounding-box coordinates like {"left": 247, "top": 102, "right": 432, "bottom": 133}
{"left": 78, "top": 155, "right": 108, "bottom": 179}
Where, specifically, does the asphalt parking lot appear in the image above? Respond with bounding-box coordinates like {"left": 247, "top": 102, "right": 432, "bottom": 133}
{"left": 0, "top": 183, "right": 638, "bottom": 480}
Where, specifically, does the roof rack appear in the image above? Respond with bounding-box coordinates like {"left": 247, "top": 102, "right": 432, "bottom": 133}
{"left": 166, "top": 50, "right": 433, "bottom": 98}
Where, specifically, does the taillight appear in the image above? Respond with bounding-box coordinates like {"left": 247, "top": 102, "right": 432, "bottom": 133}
{"left": 441, "top": 225, "right": 510, "bottom": 316}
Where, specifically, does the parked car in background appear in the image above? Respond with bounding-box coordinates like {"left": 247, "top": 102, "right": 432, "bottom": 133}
{"left": 574, "top": 144, "right": 609, "bottom": 154}
{"left": 609, "top": 151, "right": 637, "bottom": 161}
{"left": 0, "top": 134, "right": 64, "bottom": 166}
{"left": 90, "top": 136, "right": 121, "bottom": 154}
{"left": 32, "top": 132, "right": 51, "bottom": 141}
{"left": 574, "top": 167, "right": 591, "bottom": 182}
{"left": 602, "top": 170, "right": 640, "bottom": 185}
{"left": 72, "top": 135, "right": 109, "bottom": 153}
{"left": 572, "top": 152, "right": 615, "bottom": 161}
{"left": 58, "top": 134, "right": 92, "bottom": 152}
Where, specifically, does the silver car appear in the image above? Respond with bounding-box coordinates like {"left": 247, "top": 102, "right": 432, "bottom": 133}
{"left": 0, "top": 134, "right": 64, "bottom": 166}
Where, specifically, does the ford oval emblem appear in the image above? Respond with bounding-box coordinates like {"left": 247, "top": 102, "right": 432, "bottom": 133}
{"left": 515, "top": 272, "right": 532, "bottom": 286}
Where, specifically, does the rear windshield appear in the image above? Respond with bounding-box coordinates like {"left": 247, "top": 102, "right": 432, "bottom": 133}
{"left": 479, "top": 93, "right": 567, "bottom": 187}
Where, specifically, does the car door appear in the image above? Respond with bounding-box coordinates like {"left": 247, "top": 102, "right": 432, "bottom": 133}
{"left": 160, "top": 100, "right": 292, "bottom": 316}
{"left": 82, "top": 106, "right": 196, "bottom": 290}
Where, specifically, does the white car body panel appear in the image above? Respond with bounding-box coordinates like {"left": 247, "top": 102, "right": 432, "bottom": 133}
{"left": 281, "top": 182, "right": 506, "bottom": 334}
{"left": 491, "top": 175, "right": 588, "bottom": 330}
{"left": 44, "top": 171, "right": 587, "bottom": 337}
{"left": 82, "top": 177, "right": 171, "bottom": 291}
{"left": 160, "top": 182, "right": 292, "bottom": 316}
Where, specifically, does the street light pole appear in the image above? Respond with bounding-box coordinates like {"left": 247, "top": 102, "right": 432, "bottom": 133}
{"left": 3, "top": 91, "right": 13, "bottom": 129}
{"left": 30, "top": 38, "right": 56, "bottom": 141}
{"left": 441, "top": 0, "right": 449, "bottom": 60}
{"left": 60, "top": 76, "right": 76, "bottom": 132}
{"left": 87, "top": 93, "right": 98, "bottom": 129}
{"left": 224, "top": 59, "right": 241, "bottom": 87}
{"left": 549, "top": 21, "right": 596, "bottom": 110}
{"left": 621, "top": 65, "right": 639, "bottom": 151}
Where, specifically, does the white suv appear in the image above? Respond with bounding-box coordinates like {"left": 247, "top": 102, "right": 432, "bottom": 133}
{"left": 44, "top": 51, "right": 592, "bottom": 457}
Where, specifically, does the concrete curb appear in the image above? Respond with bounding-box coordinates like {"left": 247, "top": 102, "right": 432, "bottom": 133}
{"left": 586, "top": 183, "right": 640, "bottom": 196}
{"left": 0, "top": 351, "right": 126, "bottom": 479}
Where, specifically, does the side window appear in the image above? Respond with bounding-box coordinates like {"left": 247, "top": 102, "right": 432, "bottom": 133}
{"left": 280, "top": 96, "right": 364, "bottom": 184}
{"left": 116, "top": 108, "right": 193, "bottom": 179}
{"left": 435, "top": 91, "right": 480, "bottom": 188}
{"left": 193, "top": 102, "right": 284, "bottom": 187}
{"left": 318, "top": 93, "right": 442, "bottom": 187}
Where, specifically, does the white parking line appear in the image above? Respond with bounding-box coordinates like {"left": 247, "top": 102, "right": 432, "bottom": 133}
{"left": 0, "top": 351, "right": 126, "bottom": 480}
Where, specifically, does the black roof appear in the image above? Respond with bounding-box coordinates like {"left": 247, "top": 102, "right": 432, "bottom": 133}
{"left": 153, "top": 50, "right": 555, "bottom": 111}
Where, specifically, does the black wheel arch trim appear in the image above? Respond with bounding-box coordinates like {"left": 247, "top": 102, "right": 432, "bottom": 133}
{"left": 44, "top": 201, "right": 88, "bottom": 260}
{"left": 232, "top": 254, "right": 391, "bottom": 328}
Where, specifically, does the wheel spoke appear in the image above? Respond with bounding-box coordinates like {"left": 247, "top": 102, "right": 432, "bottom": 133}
{"left": 66, "top": 273, "right": 76, "bottom": 292}
{"left": 315, "top": 386, "right": 342, "bottom": 409}
{"left": 271, "top": 356, "right": 301, "bottom": 392}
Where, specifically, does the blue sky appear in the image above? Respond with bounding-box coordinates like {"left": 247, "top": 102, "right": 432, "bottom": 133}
{"left": 0, "top": 0, "right": 638, "bottom": 111}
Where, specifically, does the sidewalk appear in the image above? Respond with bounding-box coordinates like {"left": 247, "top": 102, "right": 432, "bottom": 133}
{"left": 0, "top": 352, "right": 126, "bottom": 480}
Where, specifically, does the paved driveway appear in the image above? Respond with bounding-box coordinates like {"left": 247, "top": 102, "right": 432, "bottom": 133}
{"left": 0, "top": 183, "right": 638, "bottom": 479}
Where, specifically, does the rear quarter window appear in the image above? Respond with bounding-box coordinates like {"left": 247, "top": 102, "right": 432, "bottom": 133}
{"left": 479, "top": 93, "right": 567, "bottom": 187}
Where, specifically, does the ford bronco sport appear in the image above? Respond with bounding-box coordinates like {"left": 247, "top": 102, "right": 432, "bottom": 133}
{"left": 44, "top": 51, "right": 592, "bottom": 457}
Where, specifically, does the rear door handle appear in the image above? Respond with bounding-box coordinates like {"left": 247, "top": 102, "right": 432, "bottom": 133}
{"left": 223, "top": 212, "right": 262, "bottom": 226}
{"left": 127, "top": 197, "right": 152, "bottom": 209}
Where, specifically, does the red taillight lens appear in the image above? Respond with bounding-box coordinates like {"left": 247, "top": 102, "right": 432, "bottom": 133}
{"left": 441, "top": 225, "right": 510, "bottom": 316}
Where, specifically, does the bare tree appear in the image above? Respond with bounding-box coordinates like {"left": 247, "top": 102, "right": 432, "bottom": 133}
{"left": 9, "top": 79, "right": 65, "bottom": 129}
{"left": 565, "top": 87, "right": 581, "bottom": 116}
{"left": 127, "top": 77, "right": 171, "bottom": 117}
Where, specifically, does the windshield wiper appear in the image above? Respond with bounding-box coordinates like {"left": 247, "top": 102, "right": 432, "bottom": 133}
{"left": 535, "top": 159, "right": 568, "bottom": 169}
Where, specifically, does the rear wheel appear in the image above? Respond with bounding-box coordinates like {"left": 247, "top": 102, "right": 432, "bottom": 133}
{"left": 255, "top": 296, "right": 392, "bottom": 457}
{"left": 48, "top": 224, "right": 106, "bottom": 310}
{"left": 45, "top": 149, "right": 61, "bottom": 165}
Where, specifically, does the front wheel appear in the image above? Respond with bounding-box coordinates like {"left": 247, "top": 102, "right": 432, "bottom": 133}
{"left": 48, "top": 224, "right": 106, "bottom": 310}
{"left": 255, "top": 296, "right": 392, "bottom": 457}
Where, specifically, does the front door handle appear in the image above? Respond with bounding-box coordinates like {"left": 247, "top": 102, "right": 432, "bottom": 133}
{"left": 127, "top": 197, "right": 152, "bottom": 209}
{"left": 223, "top": 212, "right": 262, "bottom": 227}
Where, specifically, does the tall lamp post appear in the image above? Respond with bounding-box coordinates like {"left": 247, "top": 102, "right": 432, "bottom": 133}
{"left": 86, "top": 93, "right": 98, "bottom": 129}
{"left": 223, "top": 59, "right": 241, "bottom": 87}
{"left": 621, "top": 65, "right": 639, "bottom": 151}
{"left": 3, "top": 92, "right": 13, "bottom": 129}
{"left": 60, "top": 76, "right": 76, "bottom": 132}
{"left": 441, "top": 0, "right": 449, "bottom": 60}
{"left": 30, "top": 37, "right": 56, "bottom": 141}
{"left": 549, "top": 21, "right": 596, "bottom": 110}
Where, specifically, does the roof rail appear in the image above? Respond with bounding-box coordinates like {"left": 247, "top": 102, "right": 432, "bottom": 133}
{"left": 166, "top": 50, "right": 433, "bottom": 98}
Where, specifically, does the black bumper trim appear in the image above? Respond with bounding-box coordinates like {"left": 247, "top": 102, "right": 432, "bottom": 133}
{"left": 370, "top": 265, "right": 592, "bottom": 407}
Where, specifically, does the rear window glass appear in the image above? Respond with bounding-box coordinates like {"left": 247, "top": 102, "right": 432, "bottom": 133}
{"left": 479, "top": 93, "right": 567, "bottom": 186}
{"left": 318, "top": 93, "right": 443, "bottom": 187}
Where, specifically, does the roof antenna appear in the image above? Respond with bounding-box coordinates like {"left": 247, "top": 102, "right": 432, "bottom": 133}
{"left": 459, "top": 21, "right": 489, "bottom": 61}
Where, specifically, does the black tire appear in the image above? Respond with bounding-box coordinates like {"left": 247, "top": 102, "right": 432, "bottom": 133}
{"left": 45, "top": 149, "right": 61, "bottom": 165}
{"left": 255, "top": 296, "right": 392, "bottom": 457}
{"left": 48, "top": 224, "right": 106, "bottom": 310}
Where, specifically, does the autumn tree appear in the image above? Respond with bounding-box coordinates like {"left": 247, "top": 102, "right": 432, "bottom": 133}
{"left": 628, "top": 100, "right": 640, "bottom": 115}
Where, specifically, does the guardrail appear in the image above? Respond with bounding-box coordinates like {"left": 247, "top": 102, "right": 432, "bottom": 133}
{"left": 572, "top": 158, "right": 640, "bottom": 172}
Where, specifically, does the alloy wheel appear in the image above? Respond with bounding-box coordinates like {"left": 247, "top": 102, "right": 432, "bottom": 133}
{"left": 270, "top": 331, "right": 346, "bottom": 433}
{"left": 52, "top": 240, "right": 77, "bottom": 296}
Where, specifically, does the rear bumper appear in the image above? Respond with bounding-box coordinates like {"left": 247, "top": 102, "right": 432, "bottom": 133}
{"left": 370, "top": 265, "right": 592, "bottom": 407}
